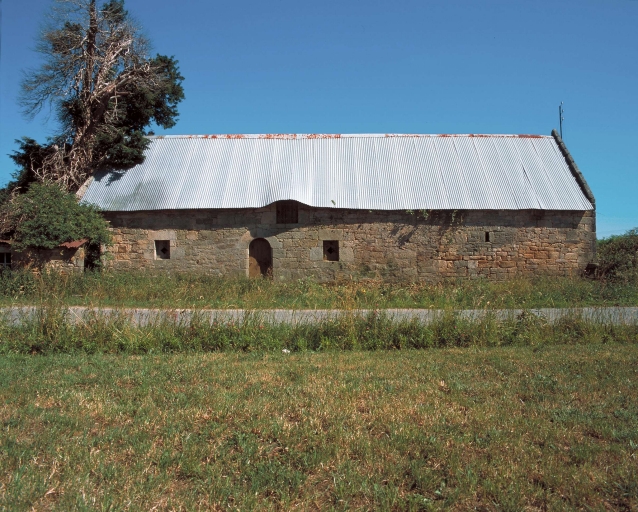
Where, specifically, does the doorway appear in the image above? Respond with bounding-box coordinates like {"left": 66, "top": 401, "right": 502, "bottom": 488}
{"left": 84, "top": 243, "right": 101, "bottom": 271}
{"left": 249, "top": 238, "right": 272, "bottom": 277}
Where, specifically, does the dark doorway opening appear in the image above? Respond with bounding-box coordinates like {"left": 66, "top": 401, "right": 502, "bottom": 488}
{"left": 84, "top": 243, "right": 102, "bottom": 271}
{"left": 249, "top": 238, "right": 272, "bottom": 278}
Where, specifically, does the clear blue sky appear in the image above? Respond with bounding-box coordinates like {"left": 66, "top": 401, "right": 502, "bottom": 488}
{"left": 1, "top": 0, "right": 636, "bottom": 237}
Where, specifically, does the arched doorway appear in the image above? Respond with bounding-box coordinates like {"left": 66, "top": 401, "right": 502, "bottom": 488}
{"left": 249, "top": 238, "right": 272, "bottom": 278}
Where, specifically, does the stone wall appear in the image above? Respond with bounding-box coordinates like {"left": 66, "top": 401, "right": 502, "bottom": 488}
{"left": 102, "top": 205, "right": 596, "bottom": 281}
{"left": 11, "top": 246, "right": 86, "bottom": 274}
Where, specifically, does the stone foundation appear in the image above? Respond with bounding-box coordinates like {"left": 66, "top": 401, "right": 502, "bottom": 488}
{"left": 101, "top": 205, "right": 596, "bottom": 282}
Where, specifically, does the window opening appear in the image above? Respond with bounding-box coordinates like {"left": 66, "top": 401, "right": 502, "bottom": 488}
{"left": 276, "top": 201, "right": 298, "bottom": 224}
{"left": 485, "top": 231, "right": 491, "bottom": 243}
{"left": 155, "top": 240, "right": 170, "bottom": 259}
{"left": 323, "top": 240, "right": 339, "bottom": 261}
{"left": 0, "top": 252, "right": 11, "bottom": 270}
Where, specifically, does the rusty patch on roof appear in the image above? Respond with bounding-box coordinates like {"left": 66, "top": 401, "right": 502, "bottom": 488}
{"left": 0, "top": 239, "right": 88, "bottom": 249}
{"left": 147, "top": 133, "right": 555, "bottom": 140}
{"left": 305, "top": 134, "right": 342, "bottom": 139}
{"left": 258, "top": 134, "right": 298, "bottom": 139}
{"left": 60, "top": 239, "right": 88, "bottom": 249}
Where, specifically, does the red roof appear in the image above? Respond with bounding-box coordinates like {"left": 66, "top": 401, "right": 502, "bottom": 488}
{"left": 59, "top": 239, "right": 88, "bottom": 249}
{"left": 0, "top": 239, "right": 88, "bottom": 248}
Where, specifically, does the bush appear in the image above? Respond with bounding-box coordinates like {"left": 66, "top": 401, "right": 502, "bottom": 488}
{"left": 4, "top": 182, "right": 111, "bottom": 251}
{"left": 597, "top": 228, "right": 638, "bottom": 282}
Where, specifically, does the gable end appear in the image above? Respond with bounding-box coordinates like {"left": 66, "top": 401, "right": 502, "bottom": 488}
{"left": 551, "top": 129, "right": 595, "bottom": 209}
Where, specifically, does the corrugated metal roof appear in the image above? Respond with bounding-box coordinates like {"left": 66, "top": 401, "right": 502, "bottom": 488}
{"left": 81, "top": 134, "right": 594, "bottom": 211}
{"left": 59, "top": 239, "right": 88, "bottom": 249}
{"left": 0, "top": 239, "right": 87, "bottom": 248}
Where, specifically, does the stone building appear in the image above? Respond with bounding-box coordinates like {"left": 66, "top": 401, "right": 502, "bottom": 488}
{"left": 75, "top": 130, "right": 595, "bottom": 281}
{"left": 1, "top": 239, "right": 89, "bottom": 274}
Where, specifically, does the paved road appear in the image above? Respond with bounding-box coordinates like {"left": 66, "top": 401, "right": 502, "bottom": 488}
{"left": 2, "top": 306, "right": 638, "bottom": 326}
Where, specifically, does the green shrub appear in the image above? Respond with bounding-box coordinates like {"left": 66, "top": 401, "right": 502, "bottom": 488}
{"left": 5, "top": 182, "right": 111, "bottom": 251}
{"left": 597, "top": 228, "right": 638, "bottom": 282}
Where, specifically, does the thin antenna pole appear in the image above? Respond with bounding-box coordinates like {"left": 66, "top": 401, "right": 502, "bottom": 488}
{"left": 559, "top": 102, "right": 564, "bottom": 139}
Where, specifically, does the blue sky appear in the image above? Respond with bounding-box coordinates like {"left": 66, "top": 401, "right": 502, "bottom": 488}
{"left": 1, "top": 0, "right": 636, "bottom": 237}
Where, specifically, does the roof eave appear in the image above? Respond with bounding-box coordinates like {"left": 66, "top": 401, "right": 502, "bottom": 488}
{"left": 551, "top": 129, "right": 595, "bottom": 209}
{"left": 76, "top": 176, "right": 94, "bottom": 201}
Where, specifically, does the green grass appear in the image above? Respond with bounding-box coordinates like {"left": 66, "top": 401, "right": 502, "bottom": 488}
{"left": 2, "top": 306, "right": 637, "bottom": 354}
{"left": 1, "top": 345, "right": 637, "bottom": 510}
{"left": 1, "top": 270, "right": 637, "bottom": 309}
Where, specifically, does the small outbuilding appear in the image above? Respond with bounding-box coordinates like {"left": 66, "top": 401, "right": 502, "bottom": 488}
{"left": 73, "top": 130, "right": 595, "bottom": 281}
{"left": 2, "top": 239, "right": 89, "bottom": 274}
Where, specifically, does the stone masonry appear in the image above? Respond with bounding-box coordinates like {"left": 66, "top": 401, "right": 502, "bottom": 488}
{"left": 11, "top": 246, "right": 86, "bottom": 274}
{"left": 102, "top": 203, "right": 596, "bottom": 282}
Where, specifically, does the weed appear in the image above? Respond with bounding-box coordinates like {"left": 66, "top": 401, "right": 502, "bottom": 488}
{"left": 1, "top": 306, "right": 636, "bottom": 355}
{"left": 0, "top": 270, "right": 637, "bottom": 309}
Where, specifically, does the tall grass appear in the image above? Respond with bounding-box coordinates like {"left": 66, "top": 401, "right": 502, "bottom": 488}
{"left": 1, "top": 306, "right": 636, "bottom": 354}
{"left": 1, "top": 269, "right": 637, "bottom": 309}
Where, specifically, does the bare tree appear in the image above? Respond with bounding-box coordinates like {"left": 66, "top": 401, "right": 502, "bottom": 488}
{"left": 17, "top": 0, "right": 184, "bottom": 190}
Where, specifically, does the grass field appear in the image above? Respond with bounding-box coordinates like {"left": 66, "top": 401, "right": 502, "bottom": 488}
{"left": 1, "top": 270, "right": 638, "bottom": 310}
{"left": 1, "top": 345, "right": 637, "bottom": 510}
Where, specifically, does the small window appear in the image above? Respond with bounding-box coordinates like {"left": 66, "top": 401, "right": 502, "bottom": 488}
{"left": 0, "top": 252, "right": 11, "bottom": 270}
{"left": 485, "top": 231, "right": 491, "bottom": 242}
{"left": 155, "top": 240, "right": 170, "bottom": 260}
{"left": 323, "top": 240, "right": 339, "bottom": 261}
{"left": 276, "top": 201, "right": 298, "bottom": 224}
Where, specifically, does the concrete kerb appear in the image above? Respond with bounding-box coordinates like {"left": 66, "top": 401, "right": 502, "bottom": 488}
{"left": 1, "top": 306, "right": 638, "bottom": 327}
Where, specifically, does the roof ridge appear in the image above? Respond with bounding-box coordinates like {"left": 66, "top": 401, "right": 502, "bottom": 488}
{"left": 148, "top": 133, "right": 553, "bottom": 140}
